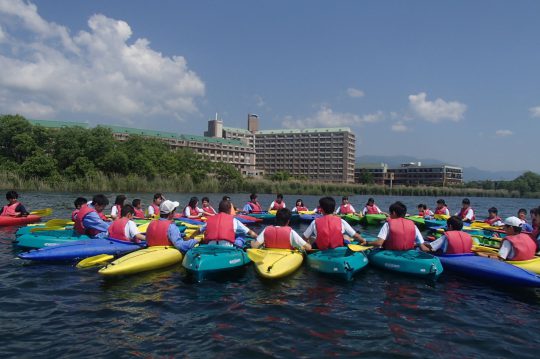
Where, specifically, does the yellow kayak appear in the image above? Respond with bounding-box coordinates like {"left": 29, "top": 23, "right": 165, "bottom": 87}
{"left": 98, "top": 246, "right": 182, "bottom": 276}
{"left": 247, "top": 248, "right": 303, "bottom": 279}
{"left": 472, "top": 245, "right": 540, "bottom": 274}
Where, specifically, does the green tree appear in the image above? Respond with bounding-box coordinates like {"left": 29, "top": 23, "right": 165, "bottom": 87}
{"left": 0, "top": 114, "right": 32, "bottom": 161}
{"left": 19, "top": 151, "right": 59, "bottom": 179}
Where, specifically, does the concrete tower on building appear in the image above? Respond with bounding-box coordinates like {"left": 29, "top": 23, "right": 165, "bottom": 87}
{"left": 247, "top": 113, "right": 259, "bottom": 133}
{"left": 204, "top": 113, "right": 223, "bottom": 138}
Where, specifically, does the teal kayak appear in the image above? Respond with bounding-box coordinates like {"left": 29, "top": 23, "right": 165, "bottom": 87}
{"left": 307, "top": 247, "right": 369, "bottom": 281}
{"left": 359, "top": 214, "right": 387, "bottom": 226}
{"left": 368, "top": 249, "right": 443, "bottom": 280}
{"left": 15, "top": 233, "right": 90, "bottom": 249}
{"left": 182, "top": 244, "right": 251, "bottom": 282}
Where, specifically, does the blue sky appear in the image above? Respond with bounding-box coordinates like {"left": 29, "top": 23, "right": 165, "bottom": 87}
{"left": 1, "top": 0, "right": 539, "bottom": 172}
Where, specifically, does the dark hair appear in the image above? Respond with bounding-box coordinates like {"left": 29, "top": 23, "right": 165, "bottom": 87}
{"left": 518, "top": 208, "right": 527, "bottom": 215}
{"left": 462, "top": 198, "right": 470, "bottom": 205}
{"left": 121, "top": 204, "right": 135, "bottom": 217}
{"left": 218, "top": 200, "right": 232, "bottom": 213}
{"left": 295, "top": 199, "right": 304, "bottom": 206}
{"left": 447, "top": 215, "right": 463, "bottom": 231}
{"left": 366, "top": 197, "right": 375, "bottom": 205}
{"left": 488, "top": 207, "right": 498, "bottom": 214}
{"left": 202, "top": 197, "right": 210, "bottom": 203}
{"left": 319, "top": 196, "right": 336, "bottom": 214}
{"left": 74, "top": 197, "right": 87, "bottom": 208}
{"left": 114, "top": 194, "right": 127, "bottom": 206}
{"left": 92, "top": 194, "right": 109, "bottom": 206}
{"left": 511, "top": 226, "right": 523, "bottom": 234}
{"left": 276, "top": 194, "right": 283, "bottom": 200}
{"left": 531, "top": 207, "right": 539, "bottom": 215}
{"left": 250, "top": 193, "right": 258, "bottom": 201}
{"left": 153, "top": 193, "right": 163, "bottom": 201}
{"left": 342, "top": 196, "right": 349, "bottom": 201}
{"left": 188, "top": 197, "right": 198, "bottom": 208}
{"left": 436, "top": 199, "right": 446, "bottom": 205}
{"left": 418, "top": 203, "right": 427, "bottom": 210}
{"left": 222, "top": 195, "right": 231, "bottom": 201}
{"left": 389, "top": 201, "right": 407, "bottom": 217}
{"left": 275, "top": 208, "right": 292, "bottom": 226}
{"left": 6, "top": 190, "right": 18, "bottom": 200}
{"left": 132, "top": 198, "right": 141, "bottom": 207}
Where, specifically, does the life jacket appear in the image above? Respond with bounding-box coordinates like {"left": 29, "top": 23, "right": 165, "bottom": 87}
{"left": 295, "top": 206, "right": 309, "bottom": 212}
{"left": 484, "top": 216, "right": 502, "bottom": 225}
{"left": 264, "top": 226, "right": 293, "bottom": 249}
{"left": 383, "top": 218, "right": 416, "bottom": 251}
{"left": 530, "top": 228, "right": 540, "bottom": 245}
{"left": 424, "top": 209, "right": 434, "bottom": 216}
{"left": 365, "top": 205, "right": 379, "bottom": 214}
{"left": 444, "top": 231, "right": 473, "bottom": 254}
{"left": 107, "top": 217, "right": 130, "bottom": 242}
{"left": 247, "top": 201, "right": 262, "bottom": 213}
{"left": 113, "top": 204, "right": 122, "bottom": 216}
{"left": 271, "top": 201, "right": 285, "bottom": 210}
{"left": 315, "top": 215, "right": 344, "bottom": 250}
{"left": 1, "top": 202, "right": 19, "bottom": 216}
{"left": 146, "top": 220, "right": 172, "bottom": 246}
{"left": 74, "top": 205, "right": 101, "bottom": 237}
{"left": 458, "top": 207, "right": 475, "bottom": 221}
{"left": 418, "top": 210, "right": 425, "bottom": 217}
{"left": 340, "top": 204, "right": 354, "bottom": 214}
{"left": 434, "top": 206, "right": 449, "bottom": 215}
{"left": 71, "top": 209, "right": 79, "bottom": 222}
{"left": 204, "top": 212, "right": 236, "bottom": 243}
{"left": 203, "top": 206, "right": 216, "bottom": 215}
{"left": 504, "top": 233, "right": 536, "bottom": 261}
{"left": 150, "top": 203, "right": 160, "bottom": 216}
{"left": 98, "top": 211, "right": 108, "bottom": 221}
{"left": 134, "top": 208, "right": 145, "bottom": 219}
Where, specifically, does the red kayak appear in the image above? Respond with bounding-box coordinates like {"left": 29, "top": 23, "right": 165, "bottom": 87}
{"left": 235, "top": 214, "right": 263, "bottom": 223}
{"left": 0, "top": 215, "right": 41, "bottom": 227}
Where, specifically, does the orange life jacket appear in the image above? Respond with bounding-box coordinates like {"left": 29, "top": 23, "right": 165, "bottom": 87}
{"left": 204, "top": 212, "right": 236, "bottom": 243}
{"left": 264, "top": 226, "right": 293, "bottom": 249}
{"left": 315, "top": 215, "right": 344, "bottom": 250}
{"left": 444, "top": 231, "right": 473, "bottom": 254}
{"left": 383, "top": 218, "right": 416, "bottom": 251}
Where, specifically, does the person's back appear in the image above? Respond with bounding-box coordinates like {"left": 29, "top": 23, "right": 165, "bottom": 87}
{"left": 205, "top": 200, "right": 257, "bottom": 247}
{"left": 426, "top": 216, "right": 472, "bottom": 254}
{"left": 253, "top": 208, "right": 311, "bottom": 250}
{"left": 108, "top": 205, "right": 145, "bottom": 243}
{"left": 499, "top": 217, "right": 536, "bottom": 261}
{"left": 74, "top": 194, "right": 110, "bottom": 238}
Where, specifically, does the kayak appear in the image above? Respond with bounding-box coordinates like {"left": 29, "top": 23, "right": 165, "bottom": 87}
{"left": 359, "top": 214, "right": 386, "bottom": 226}
{"left": 15, "top": 233, "right": 90, "bottom": 249}
{"left": 507, "top": 257, "right": 540, "bottom": 275}
{"left": 299, "top": 213, "right": 321, "bottom": 222}
{"left": 341, "top": 214, "right": 362, "bottom": 226}
{"left": 437, "top": 253, "right": 540, "bottom": 287}
{"left": 182, "top": 244, "right": 251, "bottom": 282}
{"left": 424, "top": 218, "right": 446, "bottom": 229}
{"left": 406, "top": 216, "right": 426, "bottom": 229}
{"left": 247, "top": 248, "right": 303, "bottom": 279}
{"left": 99, "top": 246, "right": 182, "bottom": 276}
{"left": 235, "top": 214, "right": 263, "bottom": 223}
{"left": 307, "top": 247, "right": 368, "bottom": 281}
{"left": 368, "top": 249, "right": 443, "bottom": 280}
{"left": 18, "top": 238, "right": 143, "bottom": 262}
{"left": 0, "top": 215, "right": 41, "bottom": 227}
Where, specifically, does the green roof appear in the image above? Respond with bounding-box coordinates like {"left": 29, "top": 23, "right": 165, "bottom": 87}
{"left": 223, "top": 126, "right": 253, "bottom": 135}
{"left": 256, "top": 127, "right": 351, "bottom": 135}
{"left": 29, "top": 119, "right": 89, "bottom": 128}
{"left": 355, "top": 163, "right": 388, "bottom": 169}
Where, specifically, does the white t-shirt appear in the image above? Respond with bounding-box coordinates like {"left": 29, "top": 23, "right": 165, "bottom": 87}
{"left": 303, "top": 218, "right": 357, "bottom": 239}
{"left": 455, "top": 208, "right": 474, "bottom": 221}
{"left": 429, "top": 235, "right": 448, "bottom": 252}
{"left": 184, "top": 206, "right": 203, "bottom": 217}
{"left": 147, "top": 205, "right": 156, "bottom": 216}
{"left": 498, "top": 240, "right": 515, "bottom": 260}
{"left": 362, "top": 205, "right": 382, "bottom": 215}
{"left": 111, "top": 206, "right": 119, "bottom": 218}
{"left": 377, "top": 221, "right": 424, "bottom": 245}
{"left": 269, "top": 201, "right": 286, "bottom": 210}
{"left": 335, "top": 204, "right": 356, "bottom": 214}
{"left": 256, "top": 226, "right": 307, "bottom": 249}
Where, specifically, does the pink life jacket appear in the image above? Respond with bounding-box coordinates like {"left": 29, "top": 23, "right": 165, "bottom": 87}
{"left": 434, "top": 206, "right": 448, "bottom": 215}
{"left": 203, "top": 205, "right": 216, "bottom": 215}
{"left": 247, "top": 201, "right": 262, "bottom": 213}
{"left": 383, "top": 218, "right": 416, "bottom": 251}
{"left": 1, "top": 202, "right": 19, "bottom": 216}
{"left": 315, "top": 215, "right": 344, "bottom": 250}
{"left": 484, "top": 216, "right": 502, "bottom": 225}
{"left": 71, "top": 209, "right": 79, "bottom": 222}
{"left": 107, "top": 217, "right": 130, "bottom": 242}
{"left": 150, "top": 203, "right": 160, "bottom": 216}
{"left": 146, "top": 220, "right": 172, "bottom": 246}
{"left": 113, "top": 204, "right": 121, "bottom": 216}
{"left": 74, "top": 205, "right": 101, "bottom": 237}
{"left": 204, "top": 212, "right": 236, "bottom": 243}
{"left": 134, "top": 208, "right": 145, "bottom": 219}
{"left": 264, "top": 226, "right": 293, "bottom": 249}
{"left": 271, "top": 201, "right": 285, "bottom": 210}
{"left": 295, "top": 206, "right": 309, "bottom": 212}
{"left": 444, "top": 231, "right": 473, "bottom": 254}
{"left": 365, "top": 205, "right": 380, "bottom": 214}
{"left": 340, "top": 204, "right": 354, "bottom": 214}
{"left": 458, "top": 207, "right": 476, "bottom": 221}
{"left": 504, "top": 233, "right": 537, "bottom": 261}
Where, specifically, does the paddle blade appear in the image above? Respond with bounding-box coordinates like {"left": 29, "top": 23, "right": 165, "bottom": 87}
{"left": 471, "top": 244, "right": 498, "bottom": 254}
{"left": 45, "top": 219, "right": 74, "bottom": 227}
{"left": 137, "top": 222, "right": 150, "bottom": 233}
{"left": 30, "top": 208, "right": 53, "bottom": 217}
{"left": 347, "top": 244, "right": 373, "bottom": 252}
{"left": 76, "top": 254, "right": 115, "bottom": 268}
{"left": 30, "top": 226, "right": 66, "bottom": 233}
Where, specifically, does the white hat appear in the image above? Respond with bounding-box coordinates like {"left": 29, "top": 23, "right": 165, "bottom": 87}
{"left": 160, "top": 200, "right": 179, "bottom": 214}
{"left": 503, "top": 216, "right": 522, "bottom": 227}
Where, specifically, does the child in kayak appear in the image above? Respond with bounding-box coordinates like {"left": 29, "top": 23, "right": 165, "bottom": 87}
{"left": 434, "top": 199, "right": 450, "bottom": 216}
{"left": 107, "top": 204, "right": 146, "bottom": 243}
{"left": 71, "top": 197, "right": 87, "bottom": 221}
{"left": 484, "top": 207, "right": 503, "bottom": 226}
{"left": 1, "top": 190, "right": 29, "bottom": 217}
{"left": 517, "top": 208, "right": 533, "bottom": 232}
{"left": 222, "top": 195, "right": 237, "bottom": 215}
{"left": 303, "top": 196, "right": 366, "bottom": 249}
{"left": 268, "top": 194, "right": 286, "bottom": 211}
{"left": 147, "top": 193, "right": 164, "bottom": 218}
{"left": 362, "top": 198, "right": 383, "bottom": 216}
{"left": 252, "top": 208, "right": 311, "bottom": 250}
{"left": 335, "top": 196, "right": 356, "bottom": 214}
{"left": 455, "top": 198, "right": 475, "bottom": 222}
{"left": 417, "top": 204, "right": 434, "bottom": 218}
{"left": 369, "top": 201, "right": 429, "bottom": 251}
{"left": 497, "top": 216, "right": 537, "bottom": 261}
{"left": 243, "top": 193, "right": 263, "bottom": 213}
{"left": 425, "top": 216, "right": 473, "bottom": 254}
{"left": 146, "top": 200, "right": 199, "bottom": 253}
{"left": 110, "top": 194, "right": 127, "bottom": 220}
{"left": 184, "top": 197, "right": 203, "bottom": 219}
{"left": 132, "top": 199, "right": 145, "bottom": 219}
{"left": 201, "top": 197, "right": 217, "bottom": 216}
{"left": 204, "top": 200, "right": 257, "bottom": 247}
{"left": 74, "top": 194, "right": 110, "bottom": 238}
{"left": 291, "top": 199, "right": 309, "bottom": 213}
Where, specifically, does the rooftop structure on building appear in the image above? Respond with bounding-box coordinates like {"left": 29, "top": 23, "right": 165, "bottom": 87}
{"left": 355, "top": 163, "right": 390, "bottom": 185}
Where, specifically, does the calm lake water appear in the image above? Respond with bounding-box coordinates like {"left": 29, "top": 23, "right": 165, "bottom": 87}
{"left": 1, "top": 192, "right": 539, "bottom": 358}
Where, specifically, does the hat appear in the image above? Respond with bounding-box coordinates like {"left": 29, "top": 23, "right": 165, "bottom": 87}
{"left": 160, "top": 200, "right": 179, "bottom": 214}
{"left": 503, "top": 216, "right": 521, "bottom": 227}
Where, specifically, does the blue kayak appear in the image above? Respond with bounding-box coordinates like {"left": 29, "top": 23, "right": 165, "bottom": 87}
{"left": 368, "top": 249, "right": 443, "bottom": 280}
{"left": 15, "top": 233, "right": 90, "bottom": 249}
{"left": 182, "top": 244, "right": 251, "bottom": 282}
{"left": 18, "top": 238, "right": 143, "bottom": 262}
{"left": 438, "top": 253, "right": 540, "bottom": 288}
{"left": 299, "top": 213, "right": 321, "bottom": 222}
{"left": 307, "top": 247, "right": 368, "bottom": 281}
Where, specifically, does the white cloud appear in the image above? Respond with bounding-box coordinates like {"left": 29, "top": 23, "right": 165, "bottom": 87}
{"left": 254, "top": 95, "right": 265, "bottom": 107}
{"left": 391, "top": 121, "right": 408, "bottom": 132}
{"left": 495, "top": 129, "right": 513, "bottom": 137}
{"left": 529, "top": 106, "right": 540, "bottom": 118}
{"left": 0, "top": 0, "right": 205, "bottom": 123}
{"left": 282, "top": 106, "right": 383, "bottom": 129}
{"left": 346, "top": 87, "right": 365, "bottom": 98}
{"left": 408, "top": 92, "right": 466, "bottom": 123}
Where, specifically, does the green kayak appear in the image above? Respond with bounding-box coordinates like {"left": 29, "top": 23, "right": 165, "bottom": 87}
{"left": 182, "top": 244, "right": 251, "bottom": 282}
{"left": 341, "top": 214, "right": 362, "bottom": 226}
{"left": 368, "top": 249, "right": 443, "bottom": 280}
{"left": 307, "top": 247, "right": 368, "bottom": 281}
{"left": 359, "top": 214, "right": 387, "bottom": 226}
{"left": 405, "top": 216, "right": 426, "bottom": 229}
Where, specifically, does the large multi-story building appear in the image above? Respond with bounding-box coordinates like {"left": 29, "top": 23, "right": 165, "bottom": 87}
{"left": 389, "top": 162, "right": 463, "bottom": 186}
{"left": 354, "top": 163, "right": 390, "bottom": 185}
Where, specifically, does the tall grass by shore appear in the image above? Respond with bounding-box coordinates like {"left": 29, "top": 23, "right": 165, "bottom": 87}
{"left": 0, "top": 171, "right": 535, "bottom": 198}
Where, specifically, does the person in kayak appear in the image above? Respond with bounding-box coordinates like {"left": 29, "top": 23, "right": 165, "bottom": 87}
{"left": 417, "top": 204, "right": 434, "bottom": 218}
{"left": 517, "top": 208, "right": 533, "bottom": 232}
{"left": 107, "top": 204, "right": 146, "bottom": 243}
{"left": 222, "top": 195, "right": 237, "bottom": 215}
{"left": 201, "top": 197, "right": 216, "bottom": 216}
{"left": 303, "top": 196, "right": 366, "bottom": 249}
{"left": 369, "top": 201, "right": 429, "bottom": 251}
{"left": 71, "top": 197, "right": 88, "bottom": 221}
{"left": 74, "top": 194, "right": 111, "bottom": 238}
{"left": 434, "top": 199, "right": 450, "bottom": 216}
{"left": 132, "top": 199, "right": 145, "bottom": 219}
{"left": 291, "top": 199, "right": 309, "bottom": 213}
{"left": 484, "top": 207, "right": 503, "bottom": 226}
{"left": 184, "top": 197, "right": 203, "bottom": 219}
{"left": 204, "top": 200, "right": 257, "bottom": 247}
{"left": 243, "top": 193, "right": 263, "bottom": 213}
{"left": 252, "top": 208, "right": 311, "bottom": 250}
{"left": 335, "top": 196, "right": 356, "bottom": 215}
{"left": 110, "top": 194, "right": 127, "bottom": 220}
{"left": 361, "top": 198, "right": 384, "bottom": 216}
{"left": 268, "top": 193, "right": 286, "bottom": 211}
{"left": 455, "top": 198, "right": 475, "bottom": 222}
{"left": 1, "top": 190, "right": 29, "bottom": 217}
{"left": 497, "top": 216, "right": 537, "bottom": 261}
{"left": 147, "top": 193, "right": 164, "bottom": 218}
{"left": 425, "top": 216, "right": 473, "bottom": 254}
{"left": 530, "top": 207, "right": 540, "bottom": 250}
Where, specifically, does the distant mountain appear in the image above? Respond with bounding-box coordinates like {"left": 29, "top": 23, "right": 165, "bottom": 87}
{"left": 356, "top": 155, "right": 523, "bottom": 181}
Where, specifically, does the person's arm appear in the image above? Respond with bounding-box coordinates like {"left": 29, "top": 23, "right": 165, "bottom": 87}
{"left": 147, "top": 206, "right": 154, "bottom": 216}
{"left": 291, "top": 229, "right": 312, "bottom": 250}
{"left": 127, "top": 221, "right": 145, "bottom": 242}
{"left": 497, "top": 240, "right": 512, "bottom": 260}
{"left": 83, "top": 212, "right": 110, "bottom": 233}
{"left": 414, "top": 226, "right": 430, "bottom": 251}
{"left": 341, "top": 219, "right": 366, "bottom": 244}
{"left": 425, "top": 235, "right": 446, "bottom": 252}
{"left": 369, "top": 222, "right": 388, "bottom": 247}
{"left": 234, "top": 219, "right": 257, "bottom": 239}
{"left": 168, "top": 224, "right": 199, "bottom": 253}
{"left": 267, "top": 201, "right": 274, "bottom": 212}
{"left": 15, "top": 203, "right": 28, "bottom": 216}
{"left": 303, "top": 221, "right": 316, "bottom": 243}
{"left": 465, "top": 209, "right": 474, "bottom": 221}
{"left": 251, "top": 229, "right": 265, "bottom": 248}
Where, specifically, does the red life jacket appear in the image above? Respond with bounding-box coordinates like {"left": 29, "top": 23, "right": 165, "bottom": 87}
{"left": 424, "top": 209, "right": 434, "bottom": 216}
{"left": 247, "top": 201, "right": 262, "bottom": 213}
{"left": 203, "top": 206, "right": 216, "bottom": 215}
{"left": 340, "top": 204, "right": 354, "bottom": 214}
{"left": 383, "top": 218, "right": 416, "bottom": 251}
{"left": 134, "top": 208, "right": 145, "bottom": 219}
{"left": 444, "top": 231, "right": 473, "bottom": 254}
{"left": 1, "top": 202, "right": 19, "bottom": 216}
{"left": 484, "top": 216, "right": 501, "bottom": 225}
{"left": 315, "top": 215, "right": 344, "bottom": 250}
{"left": 295, "top": 206, "right": 309, "bottom": 212}
{"left": 418, "top": 210, "right": 425, "bottom": 217}
{"left": 150, "top": 203, "right": 160, "bottom": 216}
{"left": 264, "top": 226, "right": 293, "bottom": 249}
{"left": 146, "top": 220, "right": 173, "bottom": 246}
{"left": 108, "top": 217, "right": 130, "bottom": 242}
{"left": 365, "top": 205, "right": 379, "bottom": 214}
{"left": 434, "top": 206, "right": 448, "bottom": 215}
{"left": 505, "top": 233, "right": 536, "bottom": 261}
{"left": 71, "top": 209, "right": 79, "bottom": 222}
{"left": 530, "top": 228, "right": 540, "bottom": 244}
{"left": 271, "top": 201, "right": 285, "bottom": 210}
{"left": 204, "top": 212, "right": 236, "bottom": 243}
{"left": 74, "top": 205, "right": 101, "bottom": 237}
{"left": 458, "top": 207, "right": 476, "bottom": 221}
{"left": 113, "top": 204, "right": 121, "bottom": 216}
{"left": 98, "top": 211, "right": 108, "bottom": 221}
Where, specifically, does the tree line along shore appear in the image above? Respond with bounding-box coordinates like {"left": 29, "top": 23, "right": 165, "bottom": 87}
{"left": 1, "top": 114, "right": 539, "bottom": 198}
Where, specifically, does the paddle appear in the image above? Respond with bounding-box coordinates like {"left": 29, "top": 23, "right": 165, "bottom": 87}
{"left": 30, "top": 225, "right": 67, "bottom": 233}
{"left": 347, "top": 243, "right": 373, "bottom": 252}
{"left": 76, "top": 254, "right": 115, "bottom": 268}
{"left": 44, "top": 218, "right": 74, "bottom": 227}
{"left": 471, "top": 244, "right": 499, "bottom": 254}
{"left": 30, "top": 208, "right": 53, "bottom": 217}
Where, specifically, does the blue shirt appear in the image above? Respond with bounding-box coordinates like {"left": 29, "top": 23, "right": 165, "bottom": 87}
{"left": 160, "top": 219, "right": 198, "bottom": 253}
{"left": 522, "top": 222, "right": 534, "bottom": 233}
{"left": 82, "top": 211, "right": 110, "bottom": 238}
